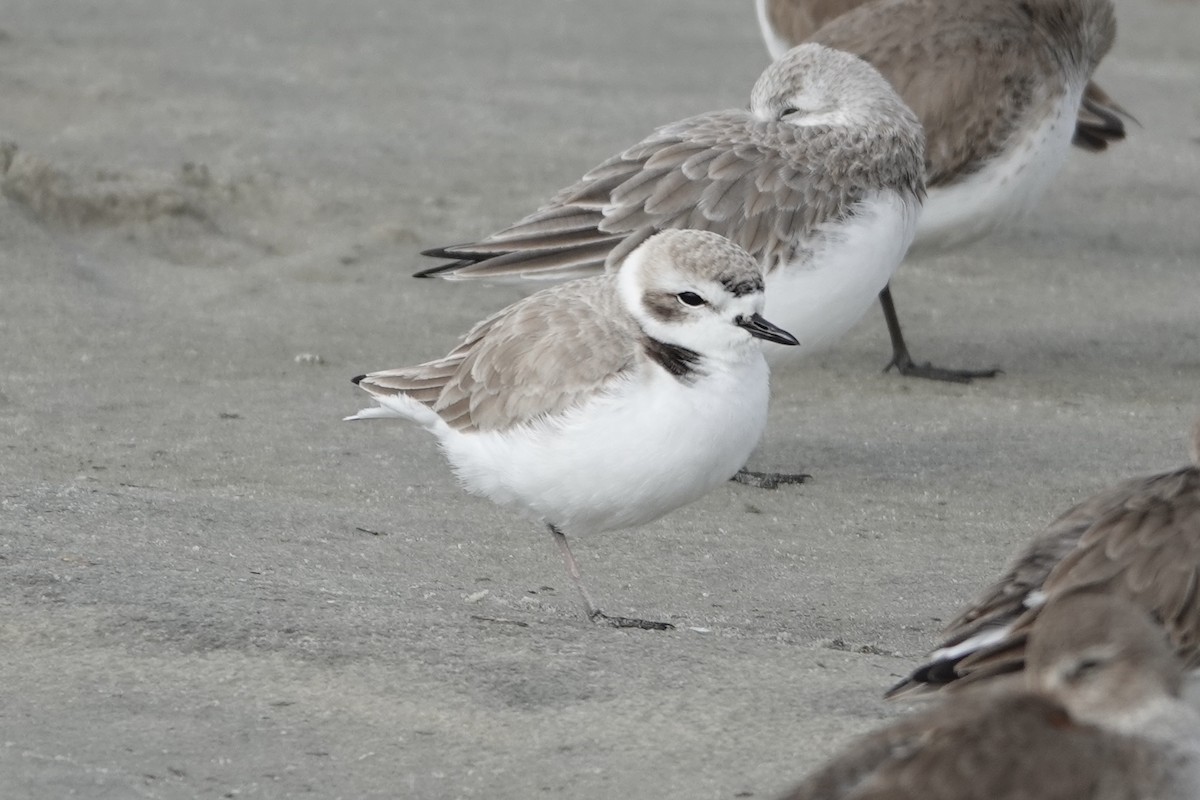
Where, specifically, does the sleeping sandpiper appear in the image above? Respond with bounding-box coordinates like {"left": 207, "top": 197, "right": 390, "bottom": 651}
{"left": 415, "top": 44, "right": 924, "bottom": 372}
{"left": 777, "top": 592, "right": 1200, "bottom": 800}
{"left": 759, "top": 0, "right": 1126, "bottom": 381}
{"left": 888, "top": 418, "right": 1200, "bottom": 697}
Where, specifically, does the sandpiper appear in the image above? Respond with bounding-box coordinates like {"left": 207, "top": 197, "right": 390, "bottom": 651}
{"left": 348, "top": 230, "right": 798, "bottom": 629}
{"left": 888, "top": 418, "right": 1200, "bottom": 697}
{"left": 415, "top": 44, "right": 924, "bottom": 369}
{"left": 758, "top": 0, "right": 1126, "bottom": 382}
{"left": 756, "top": 0, "right": 1128, "bottom": 152}
{"left": 776, "top": 592, "right": 1200, "bottom": 800}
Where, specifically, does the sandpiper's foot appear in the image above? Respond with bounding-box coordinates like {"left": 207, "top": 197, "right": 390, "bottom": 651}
{"left": 731, "top": 468, "right": 811, "bottom": 490}
{"left": 876, "top": 286, "right": 1002, "bottom": 384}
{"left": 589, "top": 610, "right": 674, "bottom": 631}
{"left": 885, "top": 352, "right": 1002, "bottom": 384}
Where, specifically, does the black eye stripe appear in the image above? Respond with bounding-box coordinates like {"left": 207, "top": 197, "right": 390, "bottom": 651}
{"left": 677, "top": 291, "right": 705, "bottom": 307}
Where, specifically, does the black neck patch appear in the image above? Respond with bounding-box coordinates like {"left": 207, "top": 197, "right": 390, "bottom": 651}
{"left": 642, "top": 336, "right": 703, "bottom": 383}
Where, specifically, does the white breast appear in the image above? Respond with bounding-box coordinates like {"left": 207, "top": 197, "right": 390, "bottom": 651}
{"left": 440, "top": 353, "right": 772, "bottom": 535}
{"left": 911, "top": 85, "right": 1086, "bottom": 255}
{"left": 762, "top": 189, "right": 919, "bottom": 364}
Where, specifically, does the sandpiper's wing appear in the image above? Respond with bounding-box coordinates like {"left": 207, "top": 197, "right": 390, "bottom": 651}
{"left": 887, "top": 458, "right": 1200, "bottom": 697}
{"left": 758, "top": 0, "right": 867, "bottom": 56}
{"left": 763, "top": 0, "right": 1128, "bottom": 159}
{"left": 355, "top": 276, "right": 642, "bottom": 433}
{"left": 941, "top": 472, "right": 1153, "bottom": 638}
{"left": 416, "top": 110, "right": 866, "bottom": 281}
{"left": 806, "top": 0, "right": 1116, "bottom": 187}
{"left": 757, "top": 0, "right": 858, "bottom": 58}
{"left": 790, "top": 591, "right": 1192, "bottom": 799}
{"left": 778, "top": 692, "right": 1162, "bottom": 800}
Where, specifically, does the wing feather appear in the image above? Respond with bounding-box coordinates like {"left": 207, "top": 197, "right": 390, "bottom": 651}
{"left": 780, "top": 691, "right": 1157, "bottom": 800}
{"left": 889, "top": 464, "right": 1200, "bottom": 696}
{"left": 417, "top": 110, "right": 883, "bottom": 279}
{"left": 804, "top": 0, "right": 1118, "bottom": 187}
{"left": 356, "top": 276, "right": 639, "bottom": 432}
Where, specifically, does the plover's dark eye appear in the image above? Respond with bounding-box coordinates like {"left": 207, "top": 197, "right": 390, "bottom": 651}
{"left": 779, "top": 107, "right": 799, "bottom": 119}
{"left": 677, "top": 291, "right": 705, "bottom": 307}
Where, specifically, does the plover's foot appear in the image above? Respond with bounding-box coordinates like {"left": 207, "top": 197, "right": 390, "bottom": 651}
{"left": 731, "top": 468, "right": 810, "bottom": 490}
{"left": 885, "top": 352, "right": 1002, "bottom": 384}
{"left": 589, "top": 610, "right": 674, "bottom": 631}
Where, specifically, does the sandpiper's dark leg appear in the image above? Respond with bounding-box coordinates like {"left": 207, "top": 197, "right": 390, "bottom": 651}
{"left": 548, "top": 524, "right": 673, "bottom": 630}
{"left": 879, "top": 284, "right": 1001, "bottom": 383}
{"left": 730, "top": 468, "right": 810, "bottom": 490}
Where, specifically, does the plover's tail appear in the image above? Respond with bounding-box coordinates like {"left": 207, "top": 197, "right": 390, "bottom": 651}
{"left": 344, "top": 372, "right": 448, "bottom": 433}
{"left": 342, "top": 405, "right": 406, "bottom": 421}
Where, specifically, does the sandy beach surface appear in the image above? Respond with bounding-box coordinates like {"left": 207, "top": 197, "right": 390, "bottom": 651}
{"left": 2, "top": 1, "right": 1198, "bottom": 798}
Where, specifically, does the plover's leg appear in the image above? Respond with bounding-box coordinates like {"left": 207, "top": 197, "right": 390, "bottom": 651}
{"left": 878, "top": 284, "right": 1002, "bottom": 383}
{"left": 548, "top": 524, "right": 674, "bottom": 630}
{"left": 730, "top": 468, "right": 810, "bottom": 490}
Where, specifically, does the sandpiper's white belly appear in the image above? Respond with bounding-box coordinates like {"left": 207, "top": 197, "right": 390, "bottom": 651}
{"left": 911, "top": 84, "right": 1086, "bottom": 255}
{"left": 762, "top": 189, "right": 919, "bottom": 364}
{"left": 442, "top": 355, "right": 771, "bottom": 534}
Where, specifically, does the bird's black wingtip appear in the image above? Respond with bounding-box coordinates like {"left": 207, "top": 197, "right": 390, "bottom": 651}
{"left": 412, "top": 265, "right": 446, "bottom": 279}
{"left": 415, "top": 244, "right": 480, "bottom": 278}
{"left": 882, "top": 675, "right": 915, "bottom": 700}
{"left": 351, "top": 374, "right": 366, "bottom": 386}
{"left": 882, "top": 658, "right": 959, "bottom": 699}
{"left": 413, "top": 258, "right": 474, "bottom": 279}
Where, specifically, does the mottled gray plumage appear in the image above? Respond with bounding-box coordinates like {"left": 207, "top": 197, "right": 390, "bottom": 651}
{"left": 760, "top": 0, "right": 1128, "bottom": 160}
{"left": 780, "top": 694, "right": 1172, "bottom": 800}
{"left": 757, "top": 0, "right": 1122, "bottom": 383}
{"left": 416, "top": 44, "right": 923, "bottom": 281}
{"left": 357, "top": 275, "right": 636, "bottom": 432}
{"left": 778, "top": 593, "right": 1200, "bottom": 800}
{"left": 888, "top": 419, "right": 1200, "bottom": 697}
{"left": 762, "top": 0, "right": 849, "bottom": 42}
{"left": 802, "top": 0, "right": 1117, "bottom": 186}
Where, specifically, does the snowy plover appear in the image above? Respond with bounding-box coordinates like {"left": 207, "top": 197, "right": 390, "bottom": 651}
{"left": 888, "top": 418, "right": 1200, "bottom": 697}
{"left": 759, "top": 0, "right": 1123, "bottom": 381}
{"left": 349, "top": 230, "right": 798, "bottom": 629}
{"left": 777, "top": 592, "right": 1200, "bottom": 800}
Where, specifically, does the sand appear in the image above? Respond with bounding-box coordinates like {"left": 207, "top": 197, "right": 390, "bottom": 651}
{"left": 1, "top": 1, "right": 1198, "bottom": 798}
